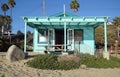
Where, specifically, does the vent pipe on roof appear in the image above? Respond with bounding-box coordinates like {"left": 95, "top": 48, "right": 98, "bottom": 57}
{"left": 64, "top": 4, "right": 66, "bottom": 17}
{"left": 42, "top": 0, "right": 46, "bottom": 16}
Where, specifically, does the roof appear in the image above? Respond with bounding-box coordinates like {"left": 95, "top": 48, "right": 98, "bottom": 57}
{"left": 23, "top": 13, "right": 109, "bottom": 29}
{"left": 50, "top": 12, "right": 78, "bottom": 17}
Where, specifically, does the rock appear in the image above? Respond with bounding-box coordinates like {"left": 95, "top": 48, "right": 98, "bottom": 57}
{"left": 0, "top": 73, "right": 5, "bottom": 77}
{"left": 6, "top": 45, "right": 25, "bottom": 62}
{"left": 57, "top": 55, "right": 80, "bottom": 63}
{"left": 103, "top": 52, "right": 110, "bottom": 60}
{"left": 80, "top": 64, "right": 87, "bottom": 69}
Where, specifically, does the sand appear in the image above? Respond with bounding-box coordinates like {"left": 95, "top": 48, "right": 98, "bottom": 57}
{"left": 0, "top": 52, "right": 120, "bottom": 77}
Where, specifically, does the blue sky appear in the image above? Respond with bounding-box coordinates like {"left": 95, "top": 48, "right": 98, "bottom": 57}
{"left": 0, "top": 0, "right": 120, "bottom": 34}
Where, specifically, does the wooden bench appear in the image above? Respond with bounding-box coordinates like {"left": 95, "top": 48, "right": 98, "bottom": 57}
{"left": 44, "top": 44, "right": 71, "bottom": 54}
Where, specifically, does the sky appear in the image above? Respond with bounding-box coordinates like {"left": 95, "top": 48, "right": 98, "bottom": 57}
{"left": 0, "top": 0, "right": 120, "bottom": 34}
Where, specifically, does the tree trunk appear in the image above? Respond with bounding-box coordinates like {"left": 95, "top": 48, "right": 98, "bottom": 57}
{"left": 10, "top": 8, "right": 12, "bottom": 18}
{"left": 10, "top": 8, "right": 12, "bottom": 43}
{"left": 117, "top": 30, "right": 119, "bottom": 37}
{"left": 73, "top": 9, "right": 77, "bottom": 13}
{"left": 4, "top": 11, "right": 6, "bottom": 16}
{"left": 117, "top": 27, "right": 119, "bottom": 37}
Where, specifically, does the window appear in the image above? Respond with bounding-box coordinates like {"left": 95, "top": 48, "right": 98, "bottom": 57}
{"left": 74, "top": 29, "right": 83, "bottom": 42}
{"left": 38, "top": 29, "right": 48, "bottom": 42}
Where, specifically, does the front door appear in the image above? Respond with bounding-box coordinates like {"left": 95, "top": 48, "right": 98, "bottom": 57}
{"left": 55, "top": 29, "right": 64, "bottom": 49}
{"left": 67, "top": 29, "right": 74, "bottom": 50}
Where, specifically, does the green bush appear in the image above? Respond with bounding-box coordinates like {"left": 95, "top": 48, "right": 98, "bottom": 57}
{"left": 27, "top": 54, "right": 120, "bottom": 70}
{"left": 27, "top": 54, "right": 80, "bottom": 70}
{"left": 78, "top": 54, "right": 120, "bottom": 68}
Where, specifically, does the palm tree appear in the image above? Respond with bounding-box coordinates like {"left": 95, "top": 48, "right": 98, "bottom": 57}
{"left": 1, "top": 3, "right": 9, "bottom": 35}
{"left": 2, "top": 16, "right": 12, "bottom": 43}
{"left": 70, "top": 0, "right": 80, "bottom": 13}
{"left": 8, "top": 0, "right": 16, "bottom": 17}
{"left": 1, "top": 3, "right": 9, "bottom": 16}
{"left": 4, "top": 16, "right": 12, "bottom": 33}
{"left": 112, "top": 17, "right": 120, "bottom": 37}
{"left": 8, "top": 0, "right": 16, "bottom": 43}
{"left": 0, "top": 15, "right": 12, "bottom": 37}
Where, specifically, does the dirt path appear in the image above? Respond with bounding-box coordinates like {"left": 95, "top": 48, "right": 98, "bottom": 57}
{"left": 0, "top": 52, "right": 120, "bottom": 77}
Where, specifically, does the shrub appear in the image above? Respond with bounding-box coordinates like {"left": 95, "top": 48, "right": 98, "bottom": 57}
{"left": 27, "top": 54, "right": 80, "bottom": 70}
{"left": 0, "top": 39, "right": 24, "bottom": 52}
{"left": 0, "top": 40, "right": 12, "bottom": 52}
{"left": 77, "top": 53, "right": 120, "bottom": 68}
{"left": 27, "top": 53, "right": 120, "bottom": 70}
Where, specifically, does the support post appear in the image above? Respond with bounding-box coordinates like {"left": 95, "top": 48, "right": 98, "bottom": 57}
{"left": 72, "top": 29, "right": 74, "bottom": 50}
{"left": 67, "top": 29, "right": 69, "bottom": 49}
{"left": 63, "top": 4, "right": 67, "bottom": 52}
{"left": 104, "top": 18, "right": 107, "bottom": 52}
{"left": 24, "top": 21, "right": 27, "bottom": 53}
{"left": 64, "top": 22, "right": 66, "bottom": 52}
{"left": 53, "top": 29, "right": 55, "bottom": 45}
{"left": 33, "top": 28, "right": 38, "bottom": 52}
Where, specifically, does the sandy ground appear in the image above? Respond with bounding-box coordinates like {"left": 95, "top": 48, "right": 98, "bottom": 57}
{"left": 0, "top": 52, "right": 120, "bottom": 77}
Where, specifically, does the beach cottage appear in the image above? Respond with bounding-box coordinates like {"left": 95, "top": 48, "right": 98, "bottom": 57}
{"left": 23, "top": 13, "right": 108, "bottom": 55}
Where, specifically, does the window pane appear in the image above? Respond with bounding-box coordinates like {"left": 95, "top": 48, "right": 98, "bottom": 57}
{"left": 38, "top": 29, "right": 48, "bottom": 42}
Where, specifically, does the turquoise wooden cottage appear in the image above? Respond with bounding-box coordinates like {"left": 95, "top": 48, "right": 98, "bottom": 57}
{"left": 23, "top": 13, "right": 108, "bottom": 55}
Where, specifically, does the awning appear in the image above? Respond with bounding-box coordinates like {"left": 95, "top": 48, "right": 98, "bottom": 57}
{"left": 23, "top": 13, "right": 109, "bottom": 29}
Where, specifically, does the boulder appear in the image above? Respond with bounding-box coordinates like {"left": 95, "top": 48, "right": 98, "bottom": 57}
{"left": 103, "top": 51, "right": 110, "bottom": 60}
{"left": 80, "top": 64, "right": 87, "bottom": 69}
{"left": 57, "top": 55, "right": 80, "bottom": 63}
{"left": 6, "top": 45, "right": 25, "bottom": 62}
